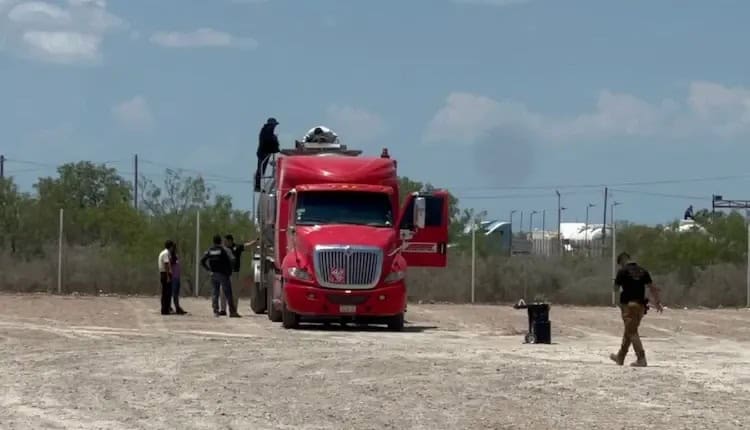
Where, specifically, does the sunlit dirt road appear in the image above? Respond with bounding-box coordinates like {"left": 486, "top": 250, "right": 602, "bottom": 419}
{"left": 1, "top": 294, "right": 749, "bottom": 429}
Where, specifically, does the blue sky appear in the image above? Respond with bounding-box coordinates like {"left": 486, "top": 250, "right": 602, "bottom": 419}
{"left": 2, "top": 0, "right": 750, "bottom": 227}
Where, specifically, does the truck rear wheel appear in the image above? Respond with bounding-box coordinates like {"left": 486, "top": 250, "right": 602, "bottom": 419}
{"left": 249, "top": 282, "right": 267, "bottom": 314}
{"left": 387, "top": 313, "right": 404, "bottom": 331}
{"left": 281, "top": 302, "right": 299, "bottom": 329}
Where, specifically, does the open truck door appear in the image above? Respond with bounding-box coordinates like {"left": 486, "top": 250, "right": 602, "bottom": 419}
{"left": 398, "top": 190, "right": 450, "bottom": 267}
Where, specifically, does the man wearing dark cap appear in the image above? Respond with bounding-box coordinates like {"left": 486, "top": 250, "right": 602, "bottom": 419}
{"left": 610, "top": 252, "right": 663, "bottom": 367}
{"left": 255, "top": 117, "right": 280, "bottom": 192}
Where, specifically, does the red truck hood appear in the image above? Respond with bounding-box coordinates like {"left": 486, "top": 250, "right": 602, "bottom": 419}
{"left": 294, "top": 225, "right": 396, "bottom": 253}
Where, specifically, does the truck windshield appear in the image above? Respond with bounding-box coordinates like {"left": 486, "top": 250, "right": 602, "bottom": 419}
{"left": 295, "top": 191, "right": 393, "bottom": 227}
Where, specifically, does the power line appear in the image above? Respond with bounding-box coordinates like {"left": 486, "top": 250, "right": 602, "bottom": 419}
{"left": 609, "top": 188, "right": 707, "bottom": 200}
{"left": 4, "top": 158, "right": 128, "bottom": 169}
{"left": 139, "top": 159, "right": 251, "bottom": 183}
{"left": 7, "top": 155, "right": 750, "bottom": 197}
{"left": 457, "top": 189, "right": 600, "bottom": 200}
{"left": 3, "top": 158, "right": 59, "bottom": 169}
{"left": 448, "top": 173, "right": 750, "bottom": 192}
{"left": 4, "top": 168, "right": 47, "bottom": 175}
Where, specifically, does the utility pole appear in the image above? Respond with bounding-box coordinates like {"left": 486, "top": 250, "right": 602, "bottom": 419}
{"left": 556, "top": 190, "right": 562, "bottom": 253}
{"left": 509, "top": 209, "right": 517, "bottom": 255}
{"left": 542, "top": 209, "right": 547, "bottom": 256}
{"left": 602, "top": 187, "right": 608, "bottom": 244}
{"left": 611, "top": 201, "right": 621, "bottom": 306}
{"left": 470, "top": 210, "right": 487, "bottom": 304}
{"left": 134, "top": 154, "right": 139, "bottom": 210}
{"left": 0, "top": 154, "right": 5, "bottom": 179}
{"left": 519, "top": 210, "right": 524, "bottom": 233}
{"left": 585, "top": 203, "right": 596, "bottom": 251}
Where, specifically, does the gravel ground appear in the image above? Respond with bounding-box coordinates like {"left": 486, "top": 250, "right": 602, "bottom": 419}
{"left": 1, "top": 294, "right": 749, "bottom": 429}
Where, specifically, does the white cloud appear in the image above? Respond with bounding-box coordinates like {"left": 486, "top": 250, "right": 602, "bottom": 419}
{"left": 22, "top": 31, "right": 99, "bottom": 62}
{"left": 112, "top": 96, "right": 153, "bottom": 131}
{"left": 424, "top": 93, "right": 541, "bottom": 143}
{"left": 425, "top": 82, "right": 750, "bottom": 145}
{"left": 150, "top": 28, "right": 258, "bottom": 49}
{"left": 324, "top": 105, "right": 387, "bottom": 145}
{"left": 0, "top": 0, "right": 125, "bottom": 64}
{"left": 8, "top": 2, "right": 71, "bottom": 25}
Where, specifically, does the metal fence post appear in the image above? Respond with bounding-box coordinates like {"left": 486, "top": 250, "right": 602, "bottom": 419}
{"left": 746, "top": 221, "right": 749, "bottom": 309}
{"left": 57, "top": 208, "right": 63, "bottom": 294}
{"left": 195, "top": 210, "right": 200, "bottom": 297}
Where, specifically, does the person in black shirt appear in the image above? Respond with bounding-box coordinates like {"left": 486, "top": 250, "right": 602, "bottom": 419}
{"left": 610, "top": 252, "right": 663, "bottom": 367}
{"left": 255, "top": 117, "right": 280, "bottom": 192}
{"left": 201, "top": 234, "right": 241, "bottom": 318}
{"left": 218, "top": 234, "right": 257, "bottom": 315}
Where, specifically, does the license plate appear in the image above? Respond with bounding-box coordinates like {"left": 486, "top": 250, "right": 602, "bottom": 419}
{"left": 339, "top": 305, "right": 356, "bottom": 313}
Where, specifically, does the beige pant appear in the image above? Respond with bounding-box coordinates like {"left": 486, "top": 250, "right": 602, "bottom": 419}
{"left": 220, "top": 273, "right": 240, "bottom": 312}
{"left": 616, "top": 302, "right": 646, "bottom": 361}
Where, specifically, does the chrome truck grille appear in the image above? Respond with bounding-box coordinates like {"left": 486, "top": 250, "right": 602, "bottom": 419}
{"left": 313, "top": 245, "right": 383, "bottom": 289}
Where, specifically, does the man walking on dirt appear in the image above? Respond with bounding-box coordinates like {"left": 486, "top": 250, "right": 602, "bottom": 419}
{"left": 610, "top": 252, "right": 663, "bottom": 367}
{"left": 218, "top": 234, "right": 257, "bottom": 315}
{"left": 201, "top": 235, "right": 241, "bottom": 318}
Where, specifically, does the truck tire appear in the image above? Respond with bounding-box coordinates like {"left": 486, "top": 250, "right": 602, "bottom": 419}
{"left": 387, "top": 313, "right": 404, "bottom": 331}
{"left": 249, "top": 282, "right": 267, "bottom": 314}
{"left": 267, "top": 288, "right": 282, "bottom": 322}
{"left": 281, "top": 302, "right": 299, "bottom": 329}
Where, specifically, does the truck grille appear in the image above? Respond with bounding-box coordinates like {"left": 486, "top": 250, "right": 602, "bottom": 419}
{"left": 313, "top": 245, "right": 383, "bottom": 289}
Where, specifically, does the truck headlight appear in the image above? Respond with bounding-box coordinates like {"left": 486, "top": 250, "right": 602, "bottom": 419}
{"left": 384, "top": 270, "right": 405, "bottom": 283}
{"left": 287, "top": 267, "right": 312, "bottom": 281}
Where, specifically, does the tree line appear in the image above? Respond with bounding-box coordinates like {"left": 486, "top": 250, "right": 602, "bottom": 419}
{"left": 1, "top": 161, "right": 747, "bottom": 306}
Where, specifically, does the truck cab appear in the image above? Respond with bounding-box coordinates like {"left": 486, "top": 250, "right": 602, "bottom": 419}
{"left": 251, "top": 141, "right": 449, "bottom": 330}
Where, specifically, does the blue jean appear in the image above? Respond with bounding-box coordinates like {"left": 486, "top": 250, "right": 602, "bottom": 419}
{"left": 172, "top": 277, "right": 182, "bottom": 309}
{"left": 211, "top": 273, "right": 235, "bottom": 314}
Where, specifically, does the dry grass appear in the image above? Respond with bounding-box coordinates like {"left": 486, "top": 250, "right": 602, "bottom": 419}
{"left": 1, "top": 248, "right": 748, "bottom": 308}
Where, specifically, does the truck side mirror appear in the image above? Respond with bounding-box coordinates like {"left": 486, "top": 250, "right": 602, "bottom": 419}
{"left": 413, "top": 196, "right": 426, "bottom": 230}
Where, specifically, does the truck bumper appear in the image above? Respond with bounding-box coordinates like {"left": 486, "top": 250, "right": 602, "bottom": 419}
{"left": 284, "top": 282, "right": 406, "bottom": 318}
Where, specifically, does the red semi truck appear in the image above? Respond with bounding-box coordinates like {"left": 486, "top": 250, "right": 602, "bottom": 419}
{"left": 249, "top": 140, "right": 449, "bottom": 330}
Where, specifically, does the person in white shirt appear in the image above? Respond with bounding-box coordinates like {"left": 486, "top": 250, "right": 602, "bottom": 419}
{"left": 302, "top": 126, "right": 338, "bottom": 143}
{"left": 158, "top": 240, "right": 174, "bottom": 315}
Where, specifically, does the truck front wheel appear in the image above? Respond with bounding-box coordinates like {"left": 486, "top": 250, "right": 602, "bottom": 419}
{"left": 281, "top": 302, "right": 299, "bottom": 329}
{"left": 387, "top": 313, "right": 404, "bottom": 331}
{"left": 266, "top": 271, "right": 282, "bottom": 322}
{"left": 267, "top": 288, "right": 282, "bottom": 322}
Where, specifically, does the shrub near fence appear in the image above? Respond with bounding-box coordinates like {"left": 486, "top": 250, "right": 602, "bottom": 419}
{"left": 2, "top": 247, "right": 749, "bottom": 308}
{"left": 409, "top": 251, "right": 749, "bottom": 308}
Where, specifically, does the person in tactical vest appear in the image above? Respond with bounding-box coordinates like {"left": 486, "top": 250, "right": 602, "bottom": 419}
{"left": 200, "top": 234, "right": 241, "bottom": 318}
{"left": 610, "top": 252, "right": 663, "bottom": 367}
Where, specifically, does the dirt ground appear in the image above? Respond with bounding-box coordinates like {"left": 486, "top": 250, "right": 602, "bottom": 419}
{"left": 1, "top": 295, "right": 749, "bottom": 429}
